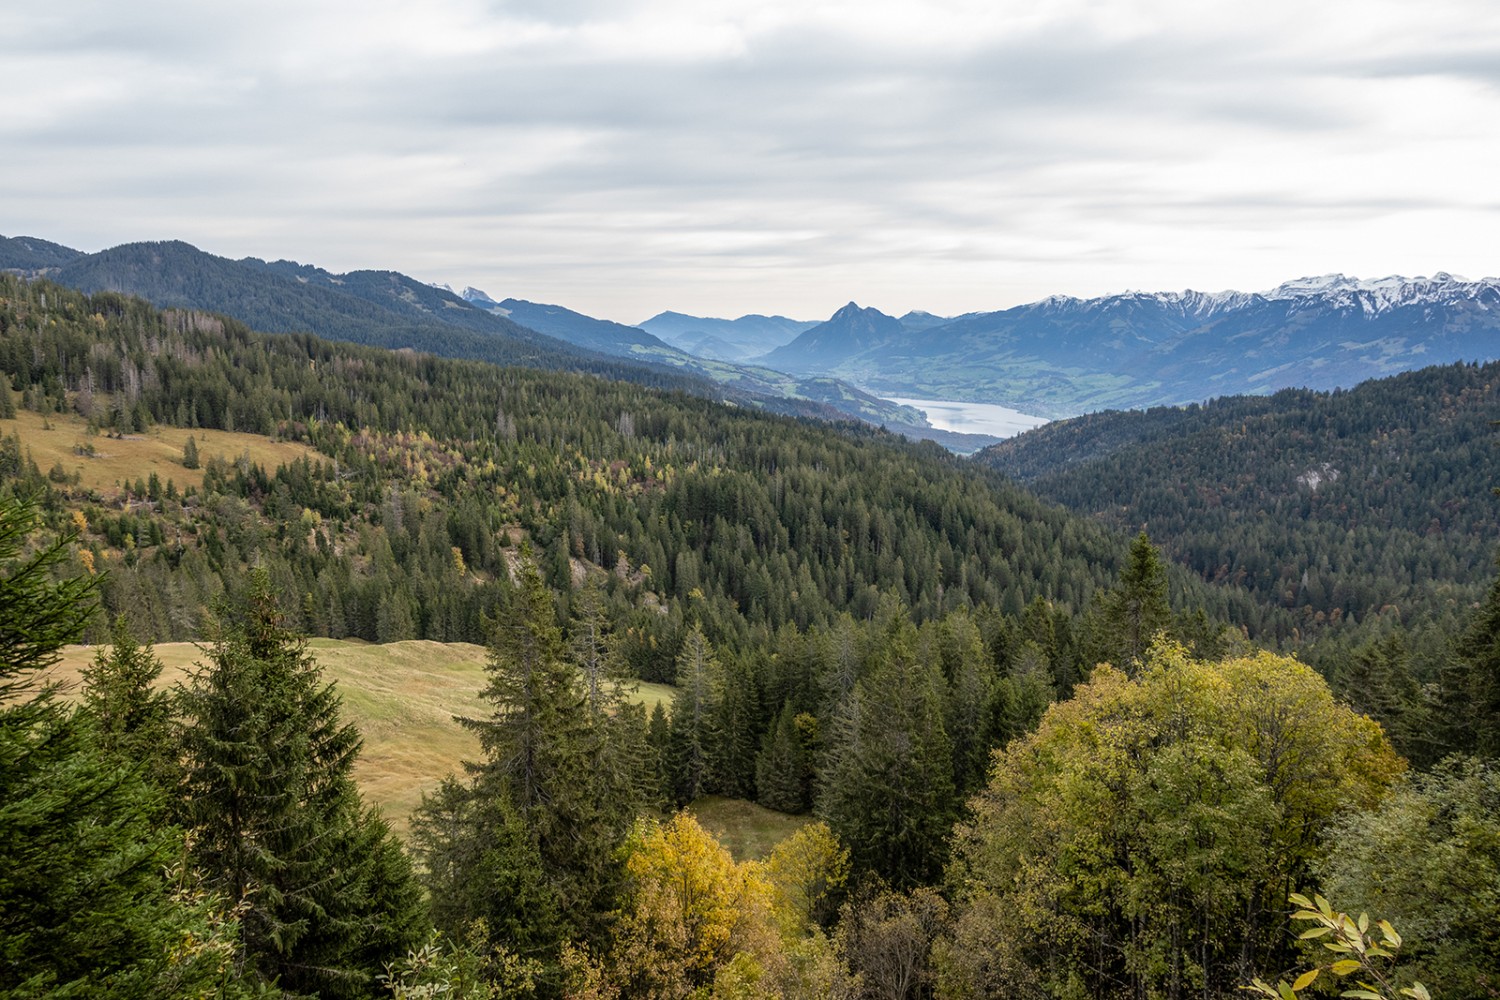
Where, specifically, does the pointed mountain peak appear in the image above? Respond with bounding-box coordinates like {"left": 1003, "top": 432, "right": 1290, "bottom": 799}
{"left": 460, "top": 286, "right": 499, "bottom": 306}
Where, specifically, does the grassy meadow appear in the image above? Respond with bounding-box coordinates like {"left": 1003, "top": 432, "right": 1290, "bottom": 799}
{"left": 47, "top": 639, "right": 680, "bottom": 839}
{"left": 687, "top": 796, "right": 811, "bottom": 861}
{"left": 3, "top": 408, "right": 321, "bottom": 495}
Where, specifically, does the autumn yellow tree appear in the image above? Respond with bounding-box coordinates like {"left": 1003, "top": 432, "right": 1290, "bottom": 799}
{"left": 605, "top": 813, "right": 779, "bottom": 999}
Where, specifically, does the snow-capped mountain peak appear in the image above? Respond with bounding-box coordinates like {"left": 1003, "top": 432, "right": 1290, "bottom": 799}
{"left": 460, "top": 286, "right": 501, "bottom": 309}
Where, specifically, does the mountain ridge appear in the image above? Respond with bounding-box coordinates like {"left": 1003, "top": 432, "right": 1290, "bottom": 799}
{"left": 761, "top": 273, "right": 1500, "bottom": 416}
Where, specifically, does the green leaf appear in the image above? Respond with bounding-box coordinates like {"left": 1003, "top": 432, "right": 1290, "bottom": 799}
{"left": 1278, "top": 984, "right": 1298, "bottom": 1000}
{"left": 1340, "top": 991, "right": 1382, "bottom": 1000}
{"left": 1330, "top": 960, "right": 1362, "bottom": 976}
{"left": 1300, "top": 926, "right": 1334, "bottom": 939}
{"left": 1357, "top": 912, "right": 1370, "bottom": 934}
{"left": 1289, "top": 892, "right": 1314, "bottom": 909}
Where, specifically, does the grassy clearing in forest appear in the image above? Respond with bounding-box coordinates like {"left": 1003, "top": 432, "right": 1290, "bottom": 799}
{"left": 47, "top": 638, "right": 679, "bottom": 839}
{"left": 688, "top": 795, "right": 810, "bottom": 862}
{"left": 2, "top": 409, "right": 321, "bottom": 495}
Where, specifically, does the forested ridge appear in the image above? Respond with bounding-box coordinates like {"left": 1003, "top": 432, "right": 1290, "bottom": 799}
{"left": 979, "top": 365, "right": 1500, "bottom": 651}
{"left": 2, "top": 275, "right": 1498, "bottom": 998}
{"left": 0, "top": 273, "right": 1199, "bottom": 653}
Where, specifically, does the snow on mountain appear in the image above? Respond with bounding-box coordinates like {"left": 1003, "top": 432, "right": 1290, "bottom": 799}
{"left": 1262, "top": 273, "right": 1500, "bottom": 315}
{"left": 461, "top": 286, "right": 501, "bottom": 309}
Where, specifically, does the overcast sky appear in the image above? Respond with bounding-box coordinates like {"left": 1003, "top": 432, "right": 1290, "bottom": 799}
{"left": 4, "top": 0, "right": 1497, "bottom": 322}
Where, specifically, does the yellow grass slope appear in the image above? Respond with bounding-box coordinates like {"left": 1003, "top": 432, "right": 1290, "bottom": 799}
{"left": 3, "top": 409, "right": 321, "bottom": 495}
{"left": 47, "top": 639, "right": 677, "bottom": 838}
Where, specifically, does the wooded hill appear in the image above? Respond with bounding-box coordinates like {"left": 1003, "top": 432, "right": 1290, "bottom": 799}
{"left": 3, "top": 237, "right": 934, "bottom": 431}
{"left": 979, "top": 362, "right": 1500, "bottom": 655}
{"left": 3, "top": 273, "right": 1207, "bottom": 657}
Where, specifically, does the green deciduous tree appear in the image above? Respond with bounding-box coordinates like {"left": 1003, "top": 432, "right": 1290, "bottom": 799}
{"left": 945, "top": 644, "right": 1404, "bottom": 999}
{"left": 1318, "top": 756, "right": 1500, "bottom": 996}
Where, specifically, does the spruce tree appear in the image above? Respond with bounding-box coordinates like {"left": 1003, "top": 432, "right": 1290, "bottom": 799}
{"left": 756, "top": 702, "right": 811, "bottom": 814}
{"left": 1086, "top": 530, "right": 1173, "bottom": 672}
{"left": 818, "top": 613, "right": 956, "bottom": 888}
{"left": 176, "top": 568, "right": 425, "bottom": 999}
{"left": 1437, "top": 552, "right": 1500, "bottom": 757}
{"left": 0, "top": 495, "right": 254, "bottom": 998}
{"left": 428, "top": 552, "right": 634, "bottom": 961}
{"left": 81, "top": 613, "right": 174, "bottom": 791}
{"left": 668, "top": 624, "right": 722, "bottom": 804}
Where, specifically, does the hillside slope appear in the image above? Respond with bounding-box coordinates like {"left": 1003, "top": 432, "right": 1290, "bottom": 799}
{"left": 977, "top": 361, "right": 1500, "bottom": 642}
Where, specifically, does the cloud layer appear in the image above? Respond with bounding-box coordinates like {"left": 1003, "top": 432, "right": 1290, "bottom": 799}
{"left": 4, "top": 0, "right": 1497, "bottom": 321}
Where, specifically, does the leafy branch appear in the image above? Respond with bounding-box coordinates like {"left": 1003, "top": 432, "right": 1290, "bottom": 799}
{"left": 1245, "top": 893, "right": 1430, "bottom": 1000}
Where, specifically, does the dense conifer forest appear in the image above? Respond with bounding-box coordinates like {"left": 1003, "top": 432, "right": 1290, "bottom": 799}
{"left": 2, "top": 276, "right": 1496, "bottom": 998}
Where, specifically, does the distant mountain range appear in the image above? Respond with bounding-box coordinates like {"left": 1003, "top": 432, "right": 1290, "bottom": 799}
{"left": 0, "top": 235, "right": 950, "bottom": 439}
{"left": 454, "top": 289, "right": 946, "bottom": 438}
{"left": 12, "top": 232, "right": 1491, "bottom": 430}
{"left": 635, "top": 311, "right": 817, "bottom": 362}
{"left": 757, "top": 274, "right": 1500, "bottom": 416}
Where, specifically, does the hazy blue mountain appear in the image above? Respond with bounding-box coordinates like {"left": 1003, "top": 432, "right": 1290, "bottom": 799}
{"left": 46, "top": 241, "right": 713, "bottom": 390}
{"left": 638, "top": 310, "right": 817, "bottom": 359}
{"left": 458, "top": 290, "right": 929, "bottom": 430}
{"left": 0, "top": 234, "right": 85, "bottom": 272}
{"left": 464, "top": 292, "right": 675, "bottom": 353}
{"left": 675, "top": 333, "right": 745, "bottom": 362}
{"left": 760, "top": 302, "right": 908, "bottom": 371}
{"left": 898, "top": 310, "right": 950, "bottom": 331}
{"left": 760, "top": 275, "right": 1500, "bottom": 417}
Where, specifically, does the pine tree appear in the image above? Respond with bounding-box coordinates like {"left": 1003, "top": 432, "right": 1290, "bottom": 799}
{"left": 1086, "top": 531, "right": 1173, "bottom": 672}
{"left": 182, "top": 434, "right": 200, "bottom": 469}
{"left": 176, "top": 568, "right": 425, "bottom": 999}
{"left": 80, "top": 613, "right": 174, "bottom": 791}
{"left": 756, "top": 702, "right": 811, "bottom": 814}
{"left": 669, "top": 624, "right": 722, "bottom": 804}
{"left": 0, "top": 495, "right": 254, "bottom": 998}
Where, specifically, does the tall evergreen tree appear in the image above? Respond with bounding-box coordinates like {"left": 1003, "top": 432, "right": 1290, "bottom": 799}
{"left": 714, "top": 654, "right": 763, "bottom": 800}
{"left": 176, "top": 569, "right": 425, "bottom": 999}
{"left": 80, "top": 613, "right": 174, "bottom": 791}
{"left": 756, "top": 702, "right": 811, "bottom": 814}
{"left": 427, "top": 552, "right": 635, "bottom": 966}
{"left": 818, "top": 612, "right": 956, "bottom": 888}
{"left": 1086, "top": 530, "right": 1173, "bottom": 672}
{"left": 1436, "top": 552, "right": 1500, "bottom": 758}
{"left": 669, "top": 624, "right": 722, "bottom": 804}
{"left": 0, "top": 495, "right": 255, "bottom": 998}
